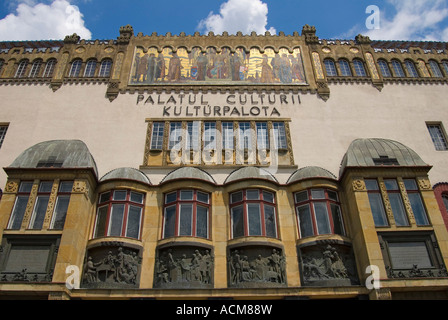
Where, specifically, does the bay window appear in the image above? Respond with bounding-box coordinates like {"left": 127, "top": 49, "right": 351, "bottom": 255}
{"left": 294, "top": 188, "right": 345, "bottom": 238}
{"left": 162, "top": 189, "right": 210, "bottom": 239}
{"left": 94, "top": 190, "right": 144, "bottom": 240}
{"left": 230, "top": 189, "right": 278, "bottom": 239}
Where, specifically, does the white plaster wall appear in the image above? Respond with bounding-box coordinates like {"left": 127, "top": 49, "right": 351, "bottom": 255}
{"left": 0, "top": 82, "right": 446, "bottom": 188}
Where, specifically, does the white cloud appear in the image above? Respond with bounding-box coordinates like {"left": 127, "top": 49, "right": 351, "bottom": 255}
{"left": 197, "top": 0, "right": 276, "bottom": 35}
{"left": 0, "top": 0, "right": 92, "bottom": 41}
{"left": 364, "top": 0, "right": 448, "bottom": 41}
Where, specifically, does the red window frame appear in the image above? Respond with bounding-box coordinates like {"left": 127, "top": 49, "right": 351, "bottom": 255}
{"left": 294, "top": 188, "right": 345, "bottom": 238}
{"left": 93, "top": 189, "right": 145, "bottom": 240}
{"left": 162, "top": 189, "right": 211, "bottom": 239}
{"left": 229, "top": 189, "right": 278, "bottom": 239}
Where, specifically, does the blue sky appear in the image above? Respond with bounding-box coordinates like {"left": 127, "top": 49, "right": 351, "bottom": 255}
{"left": 1, "top": 0, "right": 448, "bottom": 42}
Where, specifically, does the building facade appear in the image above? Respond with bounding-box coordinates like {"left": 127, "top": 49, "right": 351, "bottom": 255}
{"left": 0, "top": 25, "right": 448, "bottom": 299}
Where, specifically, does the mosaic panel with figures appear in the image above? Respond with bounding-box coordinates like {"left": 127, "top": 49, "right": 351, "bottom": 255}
{"left": 129, "top": 47, "right": 307, "bottom": 85}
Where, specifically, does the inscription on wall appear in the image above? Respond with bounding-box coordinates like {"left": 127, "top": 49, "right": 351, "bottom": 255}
{"left": 137, "top": 93, "right": 301, "bottom": 117}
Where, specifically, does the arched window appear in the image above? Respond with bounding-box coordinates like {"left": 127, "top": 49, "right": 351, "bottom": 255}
{"left": 377, "top": 59, "right": 391, "bottom": 77}
{"left": 162, "top": 189, "right": 210, "bottom": 239}
{"left": 84, "top": 59, "right": 97, "bottom": 77}
{"left": 99, "top": 59, "right": 113, "bottom": 77}
{"left": 404, "top": 60, "right": 419, "bottom": 78}
{"left": 338, "top": 59, "right": 352, "bottom": 76}
{"left": 324, "top": 59, "right": 337, "bottom": 76}
{"left": 443, "top": 193, "right": 448, "bottom": 213}
{"left": 391, "top": 60, "right": 405, "bottom": 77}
{"left": 429, "top": 60, "right": 443, "bottom": 78}
{"left": 29, "top": 59, "right": 42, "bottom": 78}
{"left": 15, "top": 59, "right": 29, "bottom": 78}
{"left": 69, "top": 59, "right": 82, "bottom": 77}
{"left": 442, "top": 60, "right": 448, "bottom": 76}
{"left": 230, "top": 189, "right": 278, "bottom": 239}
{"left": 294, "top": 188, "right": 345, "bottom": 238}
{"left": 94, "top": 189, "right": 145, "bottom": 239}
{"left": 353, "top": 59, "right": 367, "bottom": 77}
{"left": 42, "top": 59, "right": 57, "bottom": 78}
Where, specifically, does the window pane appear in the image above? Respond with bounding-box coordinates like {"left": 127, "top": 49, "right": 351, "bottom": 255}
{"left": 247, "top": 203, "right": 262, "bottom": 236}
{"left": 108, "top": 204, "right": 125, "bottom": 236}
{"left": 262, "top": 191, "right": 274, "bottom": 203}
{"left": 246, "top": 189, "right": 259, "bottom": 200}
{"left": 165, "top": 192, "right": 177, "bottom": 204}
{"left": 30, "top": 196, "right": 49, "bottom": 229}
{"left": 231, "top": 191, "right": 243, "bottom": 204}
{"left": 94, "top": 206, "right": 108, "bottom": 238}
{"left": 311, "top": 189, "right": 325, "bottom": 199}
{"left": 126, "top": 206, "right": 142, "bottom": 239}
{"left": 295, "top": 191, "right": 308, "bottom": 203}
{"left": 264, "top": 204, "right": 277, "bottom": 238}
{"left": 186, "top": 121, "right": 200, "bottom": 150}
{"left": 353, "top": 60, "right": 367, "bottom": 76}
{"left": 427, "top": 124, "right": 448, "bottom": 151}
{"left": 179, "top": 204, "right": 193, "bottom": 236}
{"left": 51, "top": 195, "right": 70, "bottom": 229}
{"left": 169, "top": 122, "right": 182, "bottom": 149}
{"left": 256, "top": 122, "right": 269, "bottom": 149}
{"left": 197, "top": 192, "right": 209, "bottom": 204}
{"left": 196, "top": 205, "right": 209, "bottom": 238}
{"left": 163, "top": 205, "right": 176, "bottom": 238}
{"left": 130, "top": 192, "right": 144, "bottom": 204}
{"left": 99, "top": 192, "right": 111, "bottom": 203}
{"left": 330, "top": 204, "right": 344, "bottom": 235}
{"left": 204, "top": 122, "right": 216, "bottom": 150}
{"left": 403, "top": 179, "right": 418, "bottom": 191}
{"left": 9, "top": 196, "right": 29, "bottom": 229}
{"left": 388, "top": 193, "right": 409, "bottom": 226}
{"left": 365, "top": 179, "right": 379, "bottom": 191}
{"left": 273, "top": 122, "right": 287, "bottom": 149}
{"left": 324, "top": 59, "right": 337, "bottom": 76}
{"left": 314, "top": 202, "right": 331, "bottom": 234}
{"left": 339, "top": 60, "right": 352, "bottom": 76}
{"left": 297, "top": 204, "right": 313, "bottom": 238}
{"left": 239, "top": 122, "right": 252, "bottom": 150}
{"left": 151, "top": 122, "right": 165, "bottom": 150}
{"left": 384, "top": 179, "right": 399, "bottom": 191}
{"left": 59, "top": 181, "right": 74, "bottom": 193}
{"left": 392, "top": 60, "right": 405, "bottom": 77}
{"left": 222, "top": 122, "right": 234, "bottom": 150}
{"left": 327, "top": 190, "right": 338, "bottom": 201}
{"left": 408, "top": 193, "right": 430, "bottom": 226}
{"left": 368, "top": 193, "right": 388, "bottom": 226}
{"left": 231, "top": 205, "right": 244, "bottom": 238}
{"left": 180, "top": 190, "right": 193, "bottom": 200}
{"left": 39, "top": 181, "right": 53, "bottom": 193}
{"left": 113, "top": 190, "right": 127, "bottom": 201}
{"left": 378, "top": 60, "right": 391, "bottom": 77}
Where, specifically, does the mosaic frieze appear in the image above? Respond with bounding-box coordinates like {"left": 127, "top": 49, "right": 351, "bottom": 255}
{"left": 228, "top": 246, "right": 286, "bottom": 288}
{"left": 298, "top": 242, "right": 359, "bottom": 287}
{"left": 154, "top": 246, "right": 214, "bottom": 289}
{"left": 129, "top": 47, "right": 306, "bottom": 86}
{"left": 81, "top": 244, "right": 141, "bottom": 289}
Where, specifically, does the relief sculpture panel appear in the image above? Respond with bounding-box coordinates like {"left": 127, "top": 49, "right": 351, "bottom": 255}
{"left": 228, "top": 246, "right": 287, "bottom": 288}
{"left": 81, "top": 244, "right": 141, "bottom": 289}
{"left": 154, "top": 246, "right": 214, "bottom": 289}
{"left": 298, "top": 243, "right": 359, "bottom": 287}
{"left": 129, "top": 47, "right": 307, "bottom": 86}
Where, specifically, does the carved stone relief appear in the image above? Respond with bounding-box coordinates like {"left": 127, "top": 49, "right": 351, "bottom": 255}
{"left": 298, "top": 242, "right": 359, "bottom": 286}
{"left": 81, "top": 244, "right": 141, "bottom": 289}
{"left": 154, "top": 246, "right": 214, "bottom": 289}
{"left": 228, "top": 246, "right": 287, "bottom": 288}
